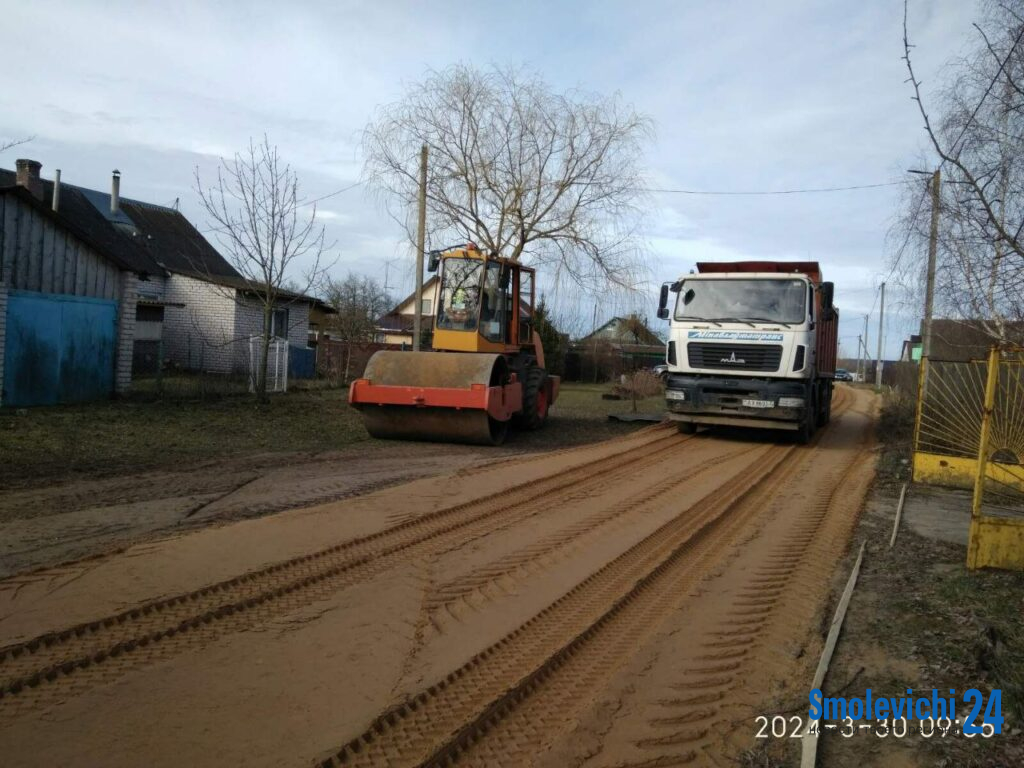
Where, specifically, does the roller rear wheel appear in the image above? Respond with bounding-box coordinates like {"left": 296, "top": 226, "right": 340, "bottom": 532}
{"left": 517, "top": 367, "right": 549, "bottom": 431}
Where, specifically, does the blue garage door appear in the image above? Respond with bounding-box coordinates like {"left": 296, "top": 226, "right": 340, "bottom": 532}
{"left": 3, "top": 290, "right": 118, "bottom": 407}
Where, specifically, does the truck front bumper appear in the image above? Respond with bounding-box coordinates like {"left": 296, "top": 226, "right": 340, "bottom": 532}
{"left": 664, "top": 374, "right": 810, "bottom": 431}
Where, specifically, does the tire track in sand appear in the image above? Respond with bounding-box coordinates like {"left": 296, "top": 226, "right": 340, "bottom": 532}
{"left": 0, "top": 427, "right": 685, "bottom": 714}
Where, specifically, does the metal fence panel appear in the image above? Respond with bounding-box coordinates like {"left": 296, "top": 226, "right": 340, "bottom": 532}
{"left": 912, "top": 357, "right": 989, "bottom": 488}
{"left": 3, "top": 289, "right": 117, "bottom": 406}
{"left": 968, "top": 347, "right": 1024, "bottom": 570}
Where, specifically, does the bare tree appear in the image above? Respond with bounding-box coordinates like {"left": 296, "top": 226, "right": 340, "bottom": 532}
{"left": 323, "top": 272, "right": 392, "bottom": 381}
{"left": 363, "top": 65, "right": 652, "bottom": 291}
{"left": 0, "top": 136, "right": 33, "bottom": 154}
{"left": 194, "top": 137, "right": 331, "bottom": 401}
{"left": 899, "top": 0, "right": 1024, "bottom": 342}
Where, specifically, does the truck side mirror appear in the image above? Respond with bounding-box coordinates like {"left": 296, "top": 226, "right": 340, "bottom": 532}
{"left": 427, "top": 251, "right": 441, "bottom": 272}
{"left": 657, "top": 283, "right": 670, "bottom": 320}
{"left": 820, "top": 282, "right": 834, "bottom": 310}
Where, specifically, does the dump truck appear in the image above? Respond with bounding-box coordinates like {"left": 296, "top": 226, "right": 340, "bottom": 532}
{"left": 656, "top": 261, "right": 838, "bottom": 443}
{"left": 349, "top": 244, "right": 559, "bottom": 446}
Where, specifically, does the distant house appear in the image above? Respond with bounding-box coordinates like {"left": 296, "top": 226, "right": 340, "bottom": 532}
{"left": 900, "top": 334, "right": 922, "bottom": 362}
{"left": 577, "top": 316, "right": 665, "bottom": 351}
{"left": 567, "top": 315, "right": 666, "bottom": 381}
{"left": 377, "top": 275, "right": 440, "bottom": 346}
{"left": 0, "top": 159, "right": 326, "bottom": 405}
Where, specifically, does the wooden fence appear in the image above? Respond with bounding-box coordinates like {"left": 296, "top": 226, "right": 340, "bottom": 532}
{"left": 316, "top": 340, "right": 401, "bottom": 385}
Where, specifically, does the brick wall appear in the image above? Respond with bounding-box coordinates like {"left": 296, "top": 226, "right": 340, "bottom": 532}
{"left": 160, "top": 274, "right": 313, "bottom": 376}
{"left": 114, "top": 272, "right": 137, "bottom": 393}
{"left": 162, "top": 275, "right": 241, "bottom": 374}
{"left": 0, "top": 282, "right": 7, "bottom": 407}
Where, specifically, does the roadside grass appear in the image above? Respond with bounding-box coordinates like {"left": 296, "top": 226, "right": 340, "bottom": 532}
{"left": 826, "top": 525, "right": 1024, "bottom": 767}
{"left": 0, "top": 389, "right": 369, "bottom": 486}
{"left": 820, "top": 472, "right": 1024, "bottom": 765}
{"left": 1, "top": 382, "right": 663, "bottom": 486}
{"left": 875, "top": 385, "right": 917, "bottom": 486}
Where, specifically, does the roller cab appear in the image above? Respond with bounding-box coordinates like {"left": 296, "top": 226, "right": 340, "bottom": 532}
{"left": 349, "top": 244, "right": 559, "bottom": 445}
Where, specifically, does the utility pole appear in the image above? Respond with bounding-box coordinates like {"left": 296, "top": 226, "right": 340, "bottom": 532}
{"left": 856, "top": 334, "right": 863, "bottom": 381}
{"left": 875, "top": 282, "right": 886, "bottom": 388}
{"left": 862, "top": 314, "right": 869, "bottom": 383}
{"left": 921, "top": 169, "right": 940, "bottom": 358}
{"left": 413, "top": 144, "right": 428, "bottom": 352}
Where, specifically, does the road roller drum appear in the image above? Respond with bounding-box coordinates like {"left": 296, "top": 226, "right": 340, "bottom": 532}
{"left": 350, "top": 351, "right": 520, "bottom": 446}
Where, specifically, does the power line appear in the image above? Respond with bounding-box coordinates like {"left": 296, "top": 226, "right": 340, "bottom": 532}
{"left": 195, "top": 173, "right": 909, "bottom": 236}
{"left": 885, "top": 182, "right": 930, "bottom": 280}
{"left": 304, "top": 178, "right": 367, "bottom": 206}
{"left": 641, "top": 180, "right": 910, "bottom": 196}
{"left": 199, "top": 178, "right": 369, "bottom": 234}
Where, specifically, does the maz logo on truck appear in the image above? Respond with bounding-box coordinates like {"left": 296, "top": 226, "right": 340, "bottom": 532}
{"left": 687, "top": 330, "right": 784, "bottom": 342}
{"left": 720, "top": 351, "right": 746, "bottom": 365}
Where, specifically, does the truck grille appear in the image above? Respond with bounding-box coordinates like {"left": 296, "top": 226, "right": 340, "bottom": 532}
{"left": 686, "top": 343, "right": 783, "bottom": 372}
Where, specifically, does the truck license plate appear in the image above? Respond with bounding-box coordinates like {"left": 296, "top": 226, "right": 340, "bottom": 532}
{"left": 742, "top": 399, "right": 774, "bottom": 409}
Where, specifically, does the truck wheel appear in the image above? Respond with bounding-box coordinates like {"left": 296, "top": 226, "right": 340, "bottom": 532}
{"left": 518, "top": 366, "right": 549, "bottom": 430}
{"left": 676, "top": 422, "right": 697, "bottom": 435}
{"left": 816, "top": 382, "right": 831, "bottom": 427}
{"left": 796, "top": 412, "right": 814, "bottom": 444}
{"left": 797, "top": 391, "right": 817, "bottom": 445}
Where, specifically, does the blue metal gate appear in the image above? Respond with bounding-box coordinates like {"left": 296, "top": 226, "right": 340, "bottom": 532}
{"left": 289, "top": 344, "right": 316, "bottom": 379}
{"left": 3, "top": 290, "right": 118, "bottom": 406}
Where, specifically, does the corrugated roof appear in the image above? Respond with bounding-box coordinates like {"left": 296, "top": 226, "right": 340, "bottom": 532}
{"left": 76, "top": 186, "right": 137, "bottom": 227}
{"left": 119, "top": 199, "right": 238, "bottom": 278}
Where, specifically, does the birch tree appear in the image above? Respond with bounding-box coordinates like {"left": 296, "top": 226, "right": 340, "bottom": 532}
{"left": 898, "top": 0, "right": 1024, "bottom": 341}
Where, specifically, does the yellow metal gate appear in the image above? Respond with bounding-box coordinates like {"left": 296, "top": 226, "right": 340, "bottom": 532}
{"left": 912, "top": 357, "right": 989, "bottom": 488}
{"left": 967, "top": 347, "right": 1024, "bottom": 570}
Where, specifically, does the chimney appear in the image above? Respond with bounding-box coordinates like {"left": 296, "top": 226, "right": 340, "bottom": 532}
{"left": 111, "top": 169, "right": 121, "bottom": 213}
{"left": 15, "top": 159, "right": 43, "bottom": 201}
{"left": 52, "top": 169, "right": 61, "bottom": 212}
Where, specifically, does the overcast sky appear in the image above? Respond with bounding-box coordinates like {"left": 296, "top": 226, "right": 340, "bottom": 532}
{"left": 1, "top": 0, "right": 979, "bottom": 357}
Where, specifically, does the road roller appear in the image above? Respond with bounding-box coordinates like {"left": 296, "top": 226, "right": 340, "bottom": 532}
{"left": 348, "top": 244, "right": 560, "bottom": 445}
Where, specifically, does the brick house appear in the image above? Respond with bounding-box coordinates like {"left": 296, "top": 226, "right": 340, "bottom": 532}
{"left": 1, "top": 161, "right": 325, "bottom": 398}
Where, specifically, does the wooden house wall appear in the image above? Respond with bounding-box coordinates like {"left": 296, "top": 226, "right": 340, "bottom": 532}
{"left": 0, "top": 194, "right": 120, "bottom": 299}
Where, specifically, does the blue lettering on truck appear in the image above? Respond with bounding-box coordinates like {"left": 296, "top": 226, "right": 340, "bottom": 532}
{"left": 687, "top": 331, "right": 784, "bottom": 342}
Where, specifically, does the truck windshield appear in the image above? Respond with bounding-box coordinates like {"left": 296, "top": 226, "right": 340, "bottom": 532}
{"left": 437, "top": 258, "right": 484, "bottom": 331}
{"left": 674, "top": 278, "right": 807, "bottom": 325}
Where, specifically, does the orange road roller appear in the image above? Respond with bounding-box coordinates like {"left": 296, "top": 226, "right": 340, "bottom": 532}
{"left": 349, "top": 244, "right": 559, "bottom": 445}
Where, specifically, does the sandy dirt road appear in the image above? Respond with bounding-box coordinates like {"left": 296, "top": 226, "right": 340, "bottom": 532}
{"left": 0, "top": 443, "right": 499, "bottom": 578}
{"left": 0, "top": 386, "right": 876, "bottom": 766}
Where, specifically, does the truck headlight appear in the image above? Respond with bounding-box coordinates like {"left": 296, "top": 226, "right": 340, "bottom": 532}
{"left": 778, "top": 397, "right": 805, "bottom": 408}
{"left": 665, "top": 390, "right": 686, "bottom": 401}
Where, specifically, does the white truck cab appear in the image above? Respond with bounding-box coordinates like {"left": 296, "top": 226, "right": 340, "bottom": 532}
{"left": 657, "top": 261, "right": 838, "bottom": 443}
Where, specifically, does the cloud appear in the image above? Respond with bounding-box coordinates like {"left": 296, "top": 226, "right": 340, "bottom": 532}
{"left": 0, "top": 0, "right": 979, "bottom": 354}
